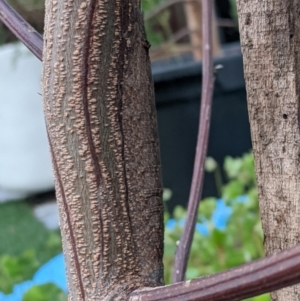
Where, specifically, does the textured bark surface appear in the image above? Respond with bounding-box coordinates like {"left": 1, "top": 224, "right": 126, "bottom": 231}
{"left": 236, "top": 0, "right": 300, "bottom": 300}
{"left": 42, "top": 0, "right": 164, "bottom": 300}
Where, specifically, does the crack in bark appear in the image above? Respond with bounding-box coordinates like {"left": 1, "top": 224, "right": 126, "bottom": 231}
{"left": 116, "top": 0, "right": 133, "bottom": 240}
{"left": 81, "top": 0, "right": 105, "bottom": 269}
{"left": 48, "top": 137, "right": 85, "bottom": 299}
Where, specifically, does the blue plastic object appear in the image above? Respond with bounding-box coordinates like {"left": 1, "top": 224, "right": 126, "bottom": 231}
{"left": 0, "top": 198, "right": 238, "bottom": 300}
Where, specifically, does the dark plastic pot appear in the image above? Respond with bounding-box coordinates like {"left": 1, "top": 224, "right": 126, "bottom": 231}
{"left": 152, "top": 42, "right": 251, "bottom": 211}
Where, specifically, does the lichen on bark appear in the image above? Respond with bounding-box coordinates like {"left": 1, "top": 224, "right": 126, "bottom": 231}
{"left": 42, "top": 0, "right": 164, "bottom": 299}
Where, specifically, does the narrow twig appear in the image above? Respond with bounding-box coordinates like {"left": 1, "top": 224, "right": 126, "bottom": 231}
{"left": 172, "top": 0, "right": 214, "bottom": 283}
{"left": 130, "top": 243, "right": 300, "bottom": 301}
{"left": 0, "top": 0, "right": 43, "bottom": 60}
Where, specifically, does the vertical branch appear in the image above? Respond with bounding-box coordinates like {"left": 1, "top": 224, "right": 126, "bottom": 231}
{"left": 42, "top": 0, "right": 164, "bottom": 299}
{"left": 172, "top": 0, "right": 215, "bottom": 283}
{"left": 0, "top": 0, "right": 42, "bottom": 60}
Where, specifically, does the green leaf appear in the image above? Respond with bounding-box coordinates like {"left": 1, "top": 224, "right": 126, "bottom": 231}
{"left": 211, "top": 229, "right": 226, "bottom": 247}
{"left": 222, "top": 180, "right": 244, "bottom": 201}
{"left": 0, "top": 249, "right": 40, "bottom": 294}
{"left": 198, "top": 198, "right": 217, "bottom": 220}
{"left": 163, "top": 151, "right": 264, "bottom": 291}
{"left": 224, "top": 156, "right": 243, "bottom": 179}
{"left": 173, "top": 206, "right": 186, "bottom": 220}
{"left": 22, "top": 283, "right": 67, "bottom": 301}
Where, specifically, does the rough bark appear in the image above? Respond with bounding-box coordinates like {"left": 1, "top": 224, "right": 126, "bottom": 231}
{"left": 42, "top": 0, "right": 164, "bottom": 300}
{"left": 236, "top": 0, "right": 300, "bottom": 300}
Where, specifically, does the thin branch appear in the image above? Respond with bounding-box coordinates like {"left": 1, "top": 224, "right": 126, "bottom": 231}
{"left": 172, "top": 0, "right": 214, "bottom": 282}
{"left": 130, "top": 243, "right": 300, "bottom": 301}
{"left": 0, "top": 0, "right": 43, "bottom": 60}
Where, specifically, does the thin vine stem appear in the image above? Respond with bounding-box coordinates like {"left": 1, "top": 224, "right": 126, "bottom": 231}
{"left": 0, "top": 0, "right": 43, "bottom": 60}
{"left": 172, "top": 0, "right": 215, "bottom": 283}
{"left": 131, "top": 243, "right": 300, "bottom": 301}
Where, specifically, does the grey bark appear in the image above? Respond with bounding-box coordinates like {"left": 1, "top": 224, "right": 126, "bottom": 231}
{"left": 236, "top": 0, "right": 300, "bottom": 300}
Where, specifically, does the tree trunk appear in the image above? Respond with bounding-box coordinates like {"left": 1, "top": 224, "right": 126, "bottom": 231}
{"left": 42, "top": 0, "right": 164, "bottom": 299}
{"left": 236, "top": 0, "right": 300, "bottom": 300}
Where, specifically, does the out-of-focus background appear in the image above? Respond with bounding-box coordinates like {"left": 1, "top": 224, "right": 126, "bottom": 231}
{"left": 0, "top": 1, "right": 269, "bottom": 301}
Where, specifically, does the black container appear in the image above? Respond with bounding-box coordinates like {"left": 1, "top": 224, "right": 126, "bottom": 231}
{"left": 152, "top": 42, "right": 252, "bottom": 211}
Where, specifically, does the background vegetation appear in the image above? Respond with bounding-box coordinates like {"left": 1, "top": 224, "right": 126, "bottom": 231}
{"left": 0, "top": 152, "right": 270, "bottom": 300}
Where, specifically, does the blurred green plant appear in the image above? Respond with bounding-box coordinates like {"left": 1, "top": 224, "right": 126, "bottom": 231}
{"left": 0, "top": 223, "right": 62, "bottom": 294}
{"left": 22, "top": 283, "right": 67, "bottom": 301}
{"left": 163, "top": 152, "right": 270, "bottom": 301}
{"left": 142, "top": 0, "right": 172, "bottom": 47}
{"left": 0, "top": 249, "right": 39, "bottom": 294}
{"left": 0, "top": 152, "right": 269, "bottom": 300}
{"left": 0, "top": 201, "right": 62, "bottom": 263}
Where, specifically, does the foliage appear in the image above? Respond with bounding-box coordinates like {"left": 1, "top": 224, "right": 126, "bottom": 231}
{"left": 0, "top": 201, "right": 62, "bottom": 263}
{"left": 164, "top": 152, "right": 270, "bottom": 301}
{"left": 0, "top": 249, "right": 39, "bottom": 294}
{"left": 0, "top": 229, "right": 61, "bottom": 294}
{"left": 22, "top": 283, "right": 67, "bottom": 301}
{"left": 0, "top": 152, "right": 269, "bottom": 300}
